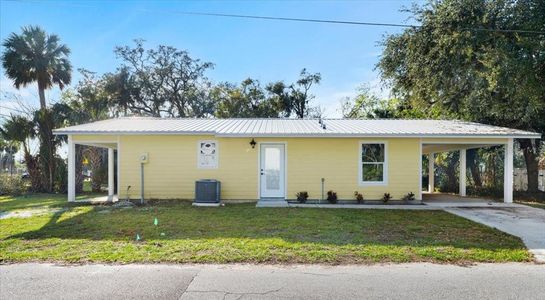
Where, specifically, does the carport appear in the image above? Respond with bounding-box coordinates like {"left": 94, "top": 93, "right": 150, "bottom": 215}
{"left": 421, "top": 138, "right": 517, "bottom": 203}
{"left": 66, "top": 136, "right": 118, "bottom": 202}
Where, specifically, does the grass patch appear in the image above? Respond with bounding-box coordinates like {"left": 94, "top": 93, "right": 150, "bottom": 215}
{"left": 0, "top": 194, "right": 531, "bottom": 264}
{"left": 0, "top": 193, "right": 104, "bottom": 212}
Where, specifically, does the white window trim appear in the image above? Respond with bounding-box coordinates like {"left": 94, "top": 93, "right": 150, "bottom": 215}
{"left": 358, "top": 140, "right": 388, "bottom": 186}
{"left": 197, "top": 140, "right": 219, "bottom": 169}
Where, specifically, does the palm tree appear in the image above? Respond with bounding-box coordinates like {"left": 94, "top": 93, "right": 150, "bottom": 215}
{"left": 2, "top": 25, "right": 72, "bottom": 109}
{"left": 0, "top": 115, "right": 40, "bottom": 190}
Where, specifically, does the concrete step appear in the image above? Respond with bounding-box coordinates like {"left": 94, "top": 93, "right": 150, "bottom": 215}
{"left": 256, "top": 200, "right": 288, "bottom": 207}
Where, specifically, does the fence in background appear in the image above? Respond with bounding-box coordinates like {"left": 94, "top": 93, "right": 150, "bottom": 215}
{"left": 514, "top": 168, "right": 545, "bottom": 191}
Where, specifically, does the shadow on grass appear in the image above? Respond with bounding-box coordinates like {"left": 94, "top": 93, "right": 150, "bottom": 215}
{"left": 6, "top": 202, "right": 527, "bottom": 252}
{"left": 0, "top": 193, "right": 107, "bottom": 212}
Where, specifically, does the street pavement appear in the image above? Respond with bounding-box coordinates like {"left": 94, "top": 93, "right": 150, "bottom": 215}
{"left": 1, "top": 263, "right": 544, "bottom": 299}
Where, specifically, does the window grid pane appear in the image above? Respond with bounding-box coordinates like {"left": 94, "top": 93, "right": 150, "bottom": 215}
{"left": 362, "top": 163, "right": 384, "bottom": 182}
{"left": 361, "top": 143, "right": 385, "bottom": 183}
{"left": 361, "top": 144, "right": 385, "bottom": 163}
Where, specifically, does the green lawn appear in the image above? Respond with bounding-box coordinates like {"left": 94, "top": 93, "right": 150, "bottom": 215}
{"left": 0, "top": 194, "right": 531, "bottom": 264}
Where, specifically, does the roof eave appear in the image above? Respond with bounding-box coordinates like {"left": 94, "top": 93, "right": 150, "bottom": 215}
{"left": 52, "top": 130, "right": 216, "bottom": 136}
{"left": 53, "top": 131, "right": 541, "bottom": 139}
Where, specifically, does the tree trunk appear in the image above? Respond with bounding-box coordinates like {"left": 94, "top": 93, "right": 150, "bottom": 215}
{"left": 36, "top": 82, "right": 53, "bottom": 192}
{"left": 446, "top": 164, "right": 458, "bottom": 192}
{"left": 519, "top": 139, "right": 540, "bottom": 192}
{"left": 23, "top": 150, "right": 42, "bottom": 192}
{"left": 8, "top": 150, "right": 14, "bottom": 176}
{"left": 85, "top": 147, "right": 104, "bottom": 193}
{"left": 467, "top": 149, "right": 482, "bottom": 187}
{"left": 36, "top": 109, "right": 56, "bottom": 193}
{"left": 75, "top": 145, "right": 84, "bottom": 193}
{"left": 38, "top": 82, "right": 47, "bottom": 110}
{"left": 445, "top": 152, "right": 459, "bottom": 193}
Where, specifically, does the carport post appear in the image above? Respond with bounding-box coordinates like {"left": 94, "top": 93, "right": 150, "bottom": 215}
{"left": 68, "top": 135, "right": 75, "bottom": 202}
{"left": 459, "top": 149, "right": 466, "bottom": 197}
{"left": 428, "top": 153, "right": 434, "bottom": 193}
{"left": 504, "top": 138, "right": 514, "bottom": 203}
{"left": 108, "top": 148, "right": 114, "bottom": 201}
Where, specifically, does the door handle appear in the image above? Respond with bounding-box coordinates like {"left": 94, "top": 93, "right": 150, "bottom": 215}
{"left": 260, "top": 169, "right": 264, "bottom": 175}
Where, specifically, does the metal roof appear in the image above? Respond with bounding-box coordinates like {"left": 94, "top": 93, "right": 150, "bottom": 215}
{"left": 53, "top": 117, "right": 541, "bottom": 138}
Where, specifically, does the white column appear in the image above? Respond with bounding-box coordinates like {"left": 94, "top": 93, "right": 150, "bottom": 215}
{"left": 459, "top": 149, "right": 467, "bottom": 197}
{"left": 428, "top": 153, "right": 435, "bottom": 193}
{"left": 108, "top": 148, "right": 115, "bottom": 201}
{"left": 67, "top": 136, "right": 75, "bottom": 202}
{"left": 504, "top": 138, "right": 514, "bottom": 203}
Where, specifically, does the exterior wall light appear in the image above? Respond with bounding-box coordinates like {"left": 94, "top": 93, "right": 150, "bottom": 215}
{"left": 250, "top": 138, "right": 257, "bottom": 149}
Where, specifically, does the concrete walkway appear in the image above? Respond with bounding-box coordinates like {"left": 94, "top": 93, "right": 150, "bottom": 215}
{"left": 1, "top": 263, "right": 545, "bottom": 300}
{"left": 445, "top": 206, "right": 545, "bottom": 263}
{"left": 423, "top": 193, "right": 521, "bottom": 208}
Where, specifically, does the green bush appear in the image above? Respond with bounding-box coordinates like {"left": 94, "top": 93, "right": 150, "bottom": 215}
{"left": 0, "top": 174, "right": 28, "bottom": 196}
{"left": 382, "top": 193, "right": 392, "bottom": 203}
{"left": 326, "top": 190, "right": 337, "bottom": 204}
{"left": 54, "top": 157, "right": 68, "bottom": 193}
{"left": 296, "top": 191, "right": 309, "bottom": 203}
{"left": 354, "top": 191, "right": 364, "bottom": 203}
{"left": 402, "top": 192, "right": 416, "bottom": 201}
{"left": 514, "top": 191, "right": 545, "bottom": 202}
{"left": 467, "top": 186, "right": 503, "bottom": 199}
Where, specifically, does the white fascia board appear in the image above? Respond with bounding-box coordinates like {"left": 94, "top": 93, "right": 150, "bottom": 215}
{"left": 215, "top": 133, "right": 541, "bottom": 139}
{"left": 52, "top": 130, "right": 216, "bottom": 136}
{"left": 53, "top": 131, "right": 541, "bottom": 139}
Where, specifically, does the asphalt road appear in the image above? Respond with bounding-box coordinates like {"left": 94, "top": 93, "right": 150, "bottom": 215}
{"left": 1, "top": 263, "right": 545, "bottom": 299}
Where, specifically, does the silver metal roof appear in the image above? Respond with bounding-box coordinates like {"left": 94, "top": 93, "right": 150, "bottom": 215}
{"left": 53, "top": 117, "right": 541, "bottom": 138}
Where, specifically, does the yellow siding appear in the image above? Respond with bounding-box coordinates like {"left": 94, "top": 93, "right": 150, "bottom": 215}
{"left": 107, "top": 135, "right": 422, "bottom": 201}
{"left": 286, "top": 138, "right": 420, "bottom": 200}
{"left": 119, "top": 135, "right": 258, "bottom": 200}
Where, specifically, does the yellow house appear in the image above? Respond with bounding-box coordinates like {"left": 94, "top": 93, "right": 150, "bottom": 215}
{"left": 54, "top": 118, "right": 540, "bottom": 205}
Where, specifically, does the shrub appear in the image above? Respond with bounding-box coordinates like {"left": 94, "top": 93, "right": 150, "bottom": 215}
{"left": 296, "top": 191, "right": 309, "bottom": 203}
{"left": 354, "top": 191, "right": 364, "bottom": 204}
{"left": 327, "top": 190, "right": 337, "bottom": 204}
{"left": 382, "top": 193, "right": 392, "bottom": 203}
{"left": 514, "top": 191, "right": 545, "bottom": 202}
{"left": 467, "top": 186, "right": 503, "bottom": 199}
{"left": 402, "top": 192, "right": 415, "bottom": 201}
{"left": 0, "top": 174, "right": 28, "bottom": 196}
{"left": 54, "top": 157, "right": 68, "bottom": 193}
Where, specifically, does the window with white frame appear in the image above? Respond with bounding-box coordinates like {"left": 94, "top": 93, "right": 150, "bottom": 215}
{"left": 198, "top": 140, "right": 218, "bottom": 169}
{"left": 360, "top": 142, "right": 387, "bottom": 185}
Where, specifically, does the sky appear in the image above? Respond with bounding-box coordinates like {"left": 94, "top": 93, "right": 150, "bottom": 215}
{"left": 0, "top": 0, "right": 422, "bottom": 119}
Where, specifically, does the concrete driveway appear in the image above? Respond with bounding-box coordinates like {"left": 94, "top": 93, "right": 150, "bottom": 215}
{"left": 1, "top": 263, "right": 545, "bottom": 300}
{"left": 445, "top": 206, "right": 545, "bottom": 263}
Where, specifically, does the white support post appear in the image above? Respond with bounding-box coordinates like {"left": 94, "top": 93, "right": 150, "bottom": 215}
{"left": 67, "top": 136, "right": 75, "bottom": 202}
{"left": 504, "top": 138, "right": 514, "bottom": 203}
{"left": 428, "top": 153, "right": 435, "bottom": 193}
{"left": 108, "top": 148, "right": 115, "bottom": 201}
{"left": 459, "top": 149, "right": 467, "bottom": 197}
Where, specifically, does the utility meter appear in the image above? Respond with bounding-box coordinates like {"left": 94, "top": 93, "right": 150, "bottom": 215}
{"left": 139, "top": 153, "right": 149, "bottom": 163}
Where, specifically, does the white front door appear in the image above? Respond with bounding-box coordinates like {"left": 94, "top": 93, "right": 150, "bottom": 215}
{"left": 260, "top": 144, "right": 285, "bottom": 198}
